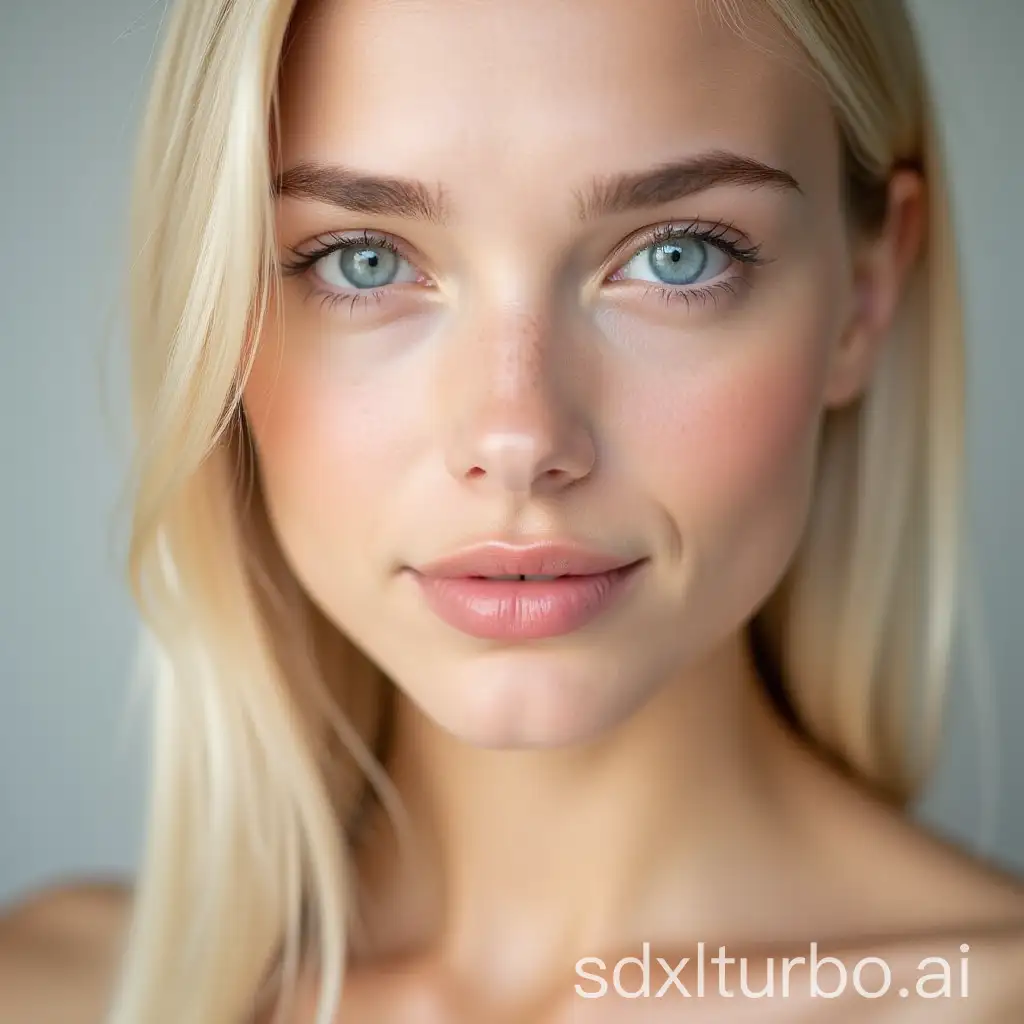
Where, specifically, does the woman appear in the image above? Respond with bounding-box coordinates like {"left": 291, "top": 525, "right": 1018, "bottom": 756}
{"left": 5, "top": 0, "right": 1024, "bottom": 1021}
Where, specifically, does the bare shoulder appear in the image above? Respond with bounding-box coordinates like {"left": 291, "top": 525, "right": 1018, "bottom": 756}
{"left": 890, "top": 817, "right": 1024, "bottom": 927}
{"left": 789, "top": 745, "right": 1024, "bottom": 938}
{"left": 0, "top": 879, "right": 134, "bottom": 1024}
{"left": 879, "top": 817, "right": 1024, "bottom": 933}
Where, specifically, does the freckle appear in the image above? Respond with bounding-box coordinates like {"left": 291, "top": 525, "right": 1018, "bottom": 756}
{"left": 494, "top": 312, "right": 552, "bottom": 391}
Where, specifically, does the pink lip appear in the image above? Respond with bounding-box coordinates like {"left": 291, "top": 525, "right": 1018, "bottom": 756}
{"left": 408, "top": 542, "right": 646, "bottom": 640}
{"left": 415, "top": 541, "right": 638, "bottom": 579}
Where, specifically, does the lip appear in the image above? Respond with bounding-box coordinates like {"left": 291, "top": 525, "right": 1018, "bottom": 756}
{"left": 414, "top": 541, "right": 640, "bottom": 579}
{"left": 408, "top": 542, "right": 647, "bottom": 641}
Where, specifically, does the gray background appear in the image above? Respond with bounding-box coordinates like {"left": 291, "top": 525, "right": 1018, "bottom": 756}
{"left": 1, "top": 0, "right": 1022, "bottom": 907}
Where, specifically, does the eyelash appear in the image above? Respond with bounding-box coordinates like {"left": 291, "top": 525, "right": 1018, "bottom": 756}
{"left": 280, "top": 221, "right": 767, "bottom": 316}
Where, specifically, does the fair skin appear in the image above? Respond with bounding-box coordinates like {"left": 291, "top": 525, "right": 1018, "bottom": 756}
{"left": 3, "top": 0, "right": 1023, "bottom": 1021}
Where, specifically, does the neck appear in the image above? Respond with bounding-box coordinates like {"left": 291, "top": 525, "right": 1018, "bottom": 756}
{"left": 352, "top": 628, "right": 817, "bottom": 982}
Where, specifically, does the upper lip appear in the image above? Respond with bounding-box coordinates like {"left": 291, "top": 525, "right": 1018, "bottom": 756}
{"left": 413, "top": 542, "right": 642, "bottom": 579}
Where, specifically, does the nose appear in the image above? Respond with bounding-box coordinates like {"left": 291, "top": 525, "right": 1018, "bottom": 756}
{"left": 441, "top": 309, "right": 596, "bottom": 499}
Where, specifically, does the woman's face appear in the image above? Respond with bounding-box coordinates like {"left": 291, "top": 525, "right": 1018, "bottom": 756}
{"left": 244, "top": 0, "right": 885, "bottom": 746}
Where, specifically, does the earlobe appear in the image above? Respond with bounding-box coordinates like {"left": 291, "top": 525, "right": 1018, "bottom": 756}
{"left": 824, "top": 168, "right": 927, "bottom": 409}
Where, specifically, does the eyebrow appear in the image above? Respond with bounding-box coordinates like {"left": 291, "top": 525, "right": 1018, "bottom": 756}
{"left": 273, "top": 150, "right": 802, "bottom": 224}
{"left": 274, "top": 163, "right": 452, "bottom": 223}
{"left": 576, "top": 151, "right": 802, "bottom": 220}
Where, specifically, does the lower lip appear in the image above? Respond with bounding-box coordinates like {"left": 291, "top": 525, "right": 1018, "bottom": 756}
{"left": 410, "top": 562, "right": 645, "bottom": 640}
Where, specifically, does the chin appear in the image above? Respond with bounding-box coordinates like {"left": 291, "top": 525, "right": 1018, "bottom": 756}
{"left": 401, "top": 648, "right": 652, "bottom": 750}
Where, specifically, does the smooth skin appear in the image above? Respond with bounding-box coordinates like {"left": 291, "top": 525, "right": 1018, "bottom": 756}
{"left": 4, "top": 0, "right": 1023, "bottom": 1021}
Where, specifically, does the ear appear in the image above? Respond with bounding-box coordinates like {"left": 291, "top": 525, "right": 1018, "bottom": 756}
{"left": 824, "top": 168, "right": 927, "bottom": 408}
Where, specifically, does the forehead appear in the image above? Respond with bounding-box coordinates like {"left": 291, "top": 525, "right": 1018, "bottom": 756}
{"left": 277, "top": 0, "right": 839, "bottom": 213}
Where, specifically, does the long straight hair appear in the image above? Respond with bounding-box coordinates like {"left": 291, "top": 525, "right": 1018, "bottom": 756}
{"left": 107, "top": 1, "right": 965, "bottom": 1021}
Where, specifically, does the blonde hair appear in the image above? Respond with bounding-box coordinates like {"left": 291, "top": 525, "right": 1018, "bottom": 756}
{"left": 108, "top": 1, "right": 965, "bottom": 1021}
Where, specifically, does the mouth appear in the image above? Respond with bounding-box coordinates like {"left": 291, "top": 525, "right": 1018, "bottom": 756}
{"left": 408, "top": 558, "right": 647, "bottom": 641}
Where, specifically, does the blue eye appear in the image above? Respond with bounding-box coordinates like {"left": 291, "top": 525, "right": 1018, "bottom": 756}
{"left": 619, "top": 236, "right": 732, "bottom": 287}
{"left": 313, "top": 237, "right": 420, "bottom": 291}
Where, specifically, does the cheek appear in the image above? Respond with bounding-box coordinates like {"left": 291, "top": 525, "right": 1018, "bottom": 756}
{"left": 241, "top": 315, "right": 425, "bottom": 584}
{"left": 621, "top": 300, "right": 836, "bottom": 602}
{"left": 680, "top": 346, "right": 825, "bottom": 520}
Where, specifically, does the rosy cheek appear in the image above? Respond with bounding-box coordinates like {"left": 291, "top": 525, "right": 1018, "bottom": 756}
{"left": 706, "top": 351, "right": 822, "bottom": 512}
{"left": 242, "top": 323, "right": 425, "bottom": 577}
{"left": 622, "top": 318, "right": 833, "bottom": 551}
